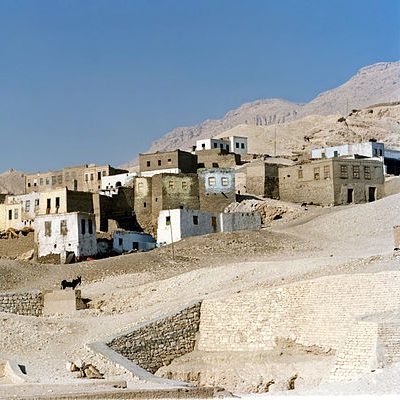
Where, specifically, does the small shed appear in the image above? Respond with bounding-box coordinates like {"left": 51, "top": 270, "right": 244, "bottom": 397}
{"left": 113, "top": 230, "right": 156, "bottom": 253}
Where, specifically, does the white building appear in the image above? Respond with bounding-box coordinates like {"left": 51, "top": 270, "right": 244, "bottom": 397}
{"left": 35, "top": 212, "right": 97, "bottom": 260}
{"left": 0, "top": 192, "right": 40, "bottom": 231}
{"left": 157, "top": 209, "right": 261, "bottom": 245}
{"left": 311, "top": 142, "right": 385, "bottom": 160}
{"left": 311, "top": 141, "right": 400, "bottom": 175}
{"left": 113, "top": 230, "right": 156, "bottom": 253}
{"left": 100, "top": 172, "right": 137, "bottom": 196}
{"left": 195, "top": 136, "right": 248, "bottom": 155}
{"left": 140, "top": 168, "right": 181, "bottom": 178}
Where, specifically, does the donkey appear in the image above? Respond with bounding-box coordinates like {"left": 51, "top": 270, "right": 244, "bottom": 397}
{"left": 61, "top": 276, "right": 82, "bottom": 290}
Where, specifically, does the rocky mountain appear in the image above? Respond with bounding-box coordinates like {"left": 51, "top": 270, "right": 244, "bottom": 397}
{"left": 0, "top": 169, "right": 25, "bottom": 195}
{"left": 123, "top": 61, "right": 399, "bottom": 167}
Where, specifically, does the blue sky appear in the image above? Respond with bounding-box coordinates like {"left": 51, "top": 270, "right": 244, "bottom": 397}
{"left": 0, "top": 0, "right": 399, "bottom": 172}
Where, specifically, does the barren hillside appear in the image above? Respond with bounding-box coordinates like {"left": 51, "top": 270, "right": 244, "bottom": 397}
{"left": 123, "top": 61, "right": 399, "bottom": 166}
{"left": 0, "top": 169, "right": 25, "bottom": 195}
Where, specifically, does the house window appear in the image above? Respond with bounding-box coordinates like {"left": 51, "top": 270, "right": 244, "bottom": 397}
{"left": 379, "top": 149, "right": 383, "bottom": 156}
{"left": 353, "top": 165, "right": 360, "bottom": 179}
{"left": 373, "top": 149, "right": 378, "bottom": 156}
{"left": 97, "top": 172, "right": 101, "bottom": 180}
{"left": 166, "top": 216, "right": 171, "bottom": 225}
{"left": 212, "top": 162, "right": 219, "bottom": 168}
{"left": 8, "top": 210, "right": 12, "bottom": 220}
{"left": 46, "top": 178, "right": 50, "bottom": 185}
{"left": 146, "top": 161, "right": 151, "bottom": 167}
{"left": 298, "top": 169, "right": 303, "bottom": 179}
{"left": 46, "top": 198, "right": 51, "bottom": 213}
{"left": 324, "top": 165, "right": 331, "bottom": 179}
{"left": 60, "top": 220, "right": 68, "bottom": 236}
{"left": 57, "top": 175, "right": 62, "bottom": 184}
{"left": 182, "top": 181, "right": 188, "bottom": 190}
{"left": 55, "top": 197, "right": 60, "bottom": 210}
{"left": 340, "top": 165, "right": 348, "bottom": 178}
{"left": 208, "top": 177, "right": 216, "bottom": 186}
{"left": 236, "top": 142, "right": 239, "bottom": 148}
{"left": 85, "top": 174, "right": 89, "bottom": 182}
{"left": 143, "top": 202, "right": 147, "bottom": 208}
{"left": 193, "top": 215, "right": 199, "bottom": 225}
{"left": 118, "top": 238, "right": 123, "bottom": 246}
{"left": 14, "top": 209, "right": 18, "bottom": 219}
{"left": 168, "top": 181, "right": 174, "bottom": 189}
{"left": 52, "top": 176, "right": 57, "bottom": 185}
{"left": 90, "top": 173, "right": 94, "bottom": 181}
{"left": 35, "top": 199, "right": 39, "bottom": 208}
{"left": 102, "top": 170, "right": 107, "bottom": 176}
{"left": 211, "top": 216, "right": 217, "bottom": 227}
{"left": 241, "top": 143, "right": 245, "bottom": 149}
{"left": 45, "top": 221, "right": 52, "bottom": 236}
{"left": 202, "top": 143, "right": 206, "bottom": 149}
{"left": 33, "top": 180, "right": 37, "bottom": 187}
{"left": 334, "top": 150, "right": 339, "bottom": 157}
{"left": 167, "top": 158, "right": 172, "bottom": 164}
{"left": 39, "top": 178, "right": 43, "bottom": 186}
{"left": 364, "top": 166, "right": 371, "bottom": 180}
{"left": 25, "top": 200, "right": 30, "bottom": 213}
{"left": 88, "top": 219, "right": 93, "bottom": 234}
{"left": 81, "top": 219, "right": 86, "bottom": 235}
{"left": 314, "top": 167, "right": 320, "bottom": 180}
{"left": 221, "top": 177, "right": 229, "bottom": 186}
{"left": 27, "top": 181, "right": 31, "bottom": 188}
{"left": 213, "top": 143, "right": 217, "bottom": 148}
{"left": 158, "top": 160, "right": 162, "bottom": 166}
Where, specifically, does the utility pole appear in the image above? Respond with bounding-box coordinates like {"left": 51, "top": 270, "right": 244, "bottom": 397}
{"left": 168, "top": 208, "right": 175, "bottom": 261}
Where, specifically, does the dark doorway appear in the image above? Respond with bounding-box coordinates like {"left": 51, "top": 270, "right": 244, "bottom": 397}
{"left": 368, "top": 187, "right": 376, "bottom": 202}
{"left": 132, "top": 242, "right": 139, "bottom": 251}
{"left": 347, "top": 188, "right": 354, "bottom": 204}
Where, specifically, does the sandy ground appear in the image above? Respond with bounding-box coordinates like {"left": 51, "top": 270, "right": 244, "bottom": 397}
{"left": 1, "top": 194, "right": 400, "bottom": 397}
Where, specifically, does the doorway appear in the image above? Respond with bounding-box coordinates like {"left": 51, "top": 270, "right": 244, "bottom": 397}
{"left": 347, "top": 188, "right": 354, "bottom": 204}
{"left": 368, "top": 187, "right": 376, "bottom": 202}
{"left": 132, "top": 242, "right": 139, "bottom": 251}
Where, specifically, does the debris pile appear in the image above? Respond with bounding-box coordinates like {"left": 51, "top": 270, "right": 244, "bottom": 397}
{"left": 66, "top": 359, "right": 104, "bottom": 379}
{"left": 0, "top": 227, "right": 34, "bottom": 240}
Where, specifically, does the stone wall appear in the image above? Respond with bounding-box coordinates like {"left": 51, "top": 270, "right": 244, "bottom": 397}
{"left": 108, "top": 302, "right": 202, "bottom": 374}
{"left": 0, "top": 290, "right": 44, "bottom": 316}
{"left": 198, "top": 272, "right": 400, "bottom": 352}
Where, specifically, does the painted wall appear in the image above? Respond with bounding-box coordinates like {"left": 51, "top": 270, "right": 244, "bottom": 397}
{"left": 35, "top": 212, "right": 97, "bottom": 258}
{"left": 220, "top": 212, "right": 261, "bottom": 232}
{"left": 113, "top": 231, "right": 156, "bottom": 253}
{"left": 311, "top": 142, "right": 385, "bottom": 160}
{"left": 101, "top": 172, "right": 136, "bottom": 191}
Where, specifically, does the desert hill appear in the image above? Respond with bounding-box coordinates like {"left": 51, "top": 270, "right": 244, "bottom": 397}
{"left": 0, "top": 169, "right": 25, "bottom": 195}
{"left": 123, "top": 61, "right": 399, "bottom": 166}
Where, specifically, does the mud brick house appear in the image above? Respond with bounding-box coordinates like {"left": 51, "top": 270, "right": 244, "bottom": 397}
{"left": 244, "top": 158, "right": 294, "bottom": 198}
{"left": 196, "top": 149, "right": 241, "bottom": 169}
{"left": 198, "top": 168, "right": 236, "bottom": 212}
{"left": 279, "top": 158, "right": 384, "bottom": 205}
{"left": 35, "top": 211, "right": 97, "bottom": 260}
{"left": 151, "top": 173, "right": 200, "bottom": 226}
{"left": 311, "top": 141, "right": 400, "bottom": 176}
{"left": 25, "top": 164, "right": 127, "bottom": 194}
{"left": 133, "top": 177, "right": 153, "bottom": 234}
{"left": 139, "top": 150, "right": 198, "bottom": 177}
{"left": 94, "top": 187, "right": 137, "bottom": 232}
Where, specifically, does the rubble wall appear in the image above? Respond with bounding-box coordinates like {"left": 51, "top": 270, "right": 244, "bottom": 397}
{"left": 108, "top": 302, "right": 201, "bottom": 374}
{"left": 0, "top": 290, "right": 44, "bottom": 316}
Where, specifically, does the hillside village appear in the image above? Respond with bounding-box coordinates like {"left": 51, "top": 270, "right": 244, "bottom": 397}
{"left": 1, "top": 119, "right": 399, "bottom": 263}
{"left": 1, "top": 65, "right": 400, "bottom": 398}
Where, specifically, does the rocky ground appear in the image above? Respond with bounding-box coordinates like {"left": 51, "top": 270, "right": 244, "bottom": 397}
{"left": 0, "top": 194, "right": 400, "bottom": 397}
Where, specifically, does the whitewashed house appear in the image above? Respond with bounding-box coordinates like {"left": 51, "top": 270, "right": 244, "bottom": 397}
{"left": 157, "top": 209, "right": 260, "bottom": 245}
{"left": 35, "top": 212, "right": 97, "bottom": 260}
{"left": 113, "top": 230, "right": 156, "bottom": 253}
{"left": 195, "top": 136, "right": 248, "bottom": 155}
{"left": 100, "top": 172, "right": 137, "bottom": 196}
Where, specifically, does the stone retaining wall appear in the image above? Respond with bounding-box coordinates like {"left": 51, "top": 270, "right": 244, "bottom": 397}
{"left": 0, "top": 290, "right": 44, "bottom": 316}
{"left": 108, "top": 302, "right": 201, "bottom": 374}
